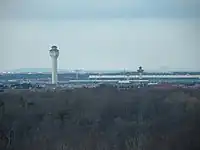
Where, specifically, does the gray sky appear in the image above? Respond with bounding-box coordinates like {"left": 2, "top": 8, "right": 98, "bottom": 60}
{"left": 0, "top": 0, "right": 200, "bottom": 71}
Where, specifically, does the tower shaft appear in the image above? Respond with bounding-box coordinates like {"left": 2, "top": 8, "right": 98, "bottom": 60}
{"left": 51, "top": 57, "right": 58, "bottom": 84}
{"left": 139, "top": 73, "right": 142, "bottom": 79}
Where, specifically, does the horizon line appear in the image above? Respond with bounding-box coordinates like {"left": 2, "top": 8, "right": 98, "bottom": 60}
{"left": 1, "top": 68, "right": 200, "bottom": 73}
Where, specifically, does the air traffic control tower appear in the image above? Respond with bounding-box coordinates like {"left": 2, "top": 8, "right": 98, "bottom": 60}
{"left": 49, "top": 46, "right": 59, "bottom": 84}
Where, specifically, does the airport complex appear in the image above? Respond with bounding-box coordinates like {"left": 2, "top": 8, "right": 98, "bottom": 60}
{"left": 0, "top": 46, "right": 200, "bottom": 90}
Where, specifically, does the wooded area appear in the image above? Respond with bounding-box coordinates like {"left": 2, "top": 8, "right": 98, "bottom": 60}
{"left": 0, "top": 87, "right": 200, "bottom": 150}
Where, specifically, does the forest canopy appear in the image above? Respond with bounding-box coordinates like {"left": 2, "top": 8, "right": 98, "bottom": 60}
{"left": 0, "top": 87, "right": 200, "bottom": 150}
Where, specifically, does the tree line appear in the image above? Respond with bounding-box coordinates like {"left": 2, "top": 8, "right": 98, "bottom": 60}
{"left": 0, "top": 87, "right": 200, "bottom": 150}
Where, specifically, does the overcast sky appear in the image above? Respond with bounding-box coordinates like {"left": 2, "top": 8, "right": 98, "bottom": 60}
{"left": 0, "top": 0, "right": 200, "bottom": 71}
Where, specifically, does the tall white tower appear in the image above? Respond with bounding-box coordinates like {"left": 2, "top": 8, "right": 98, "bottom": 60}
{"left": 49, "top": 46, "right": 59, "bottom": 84}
